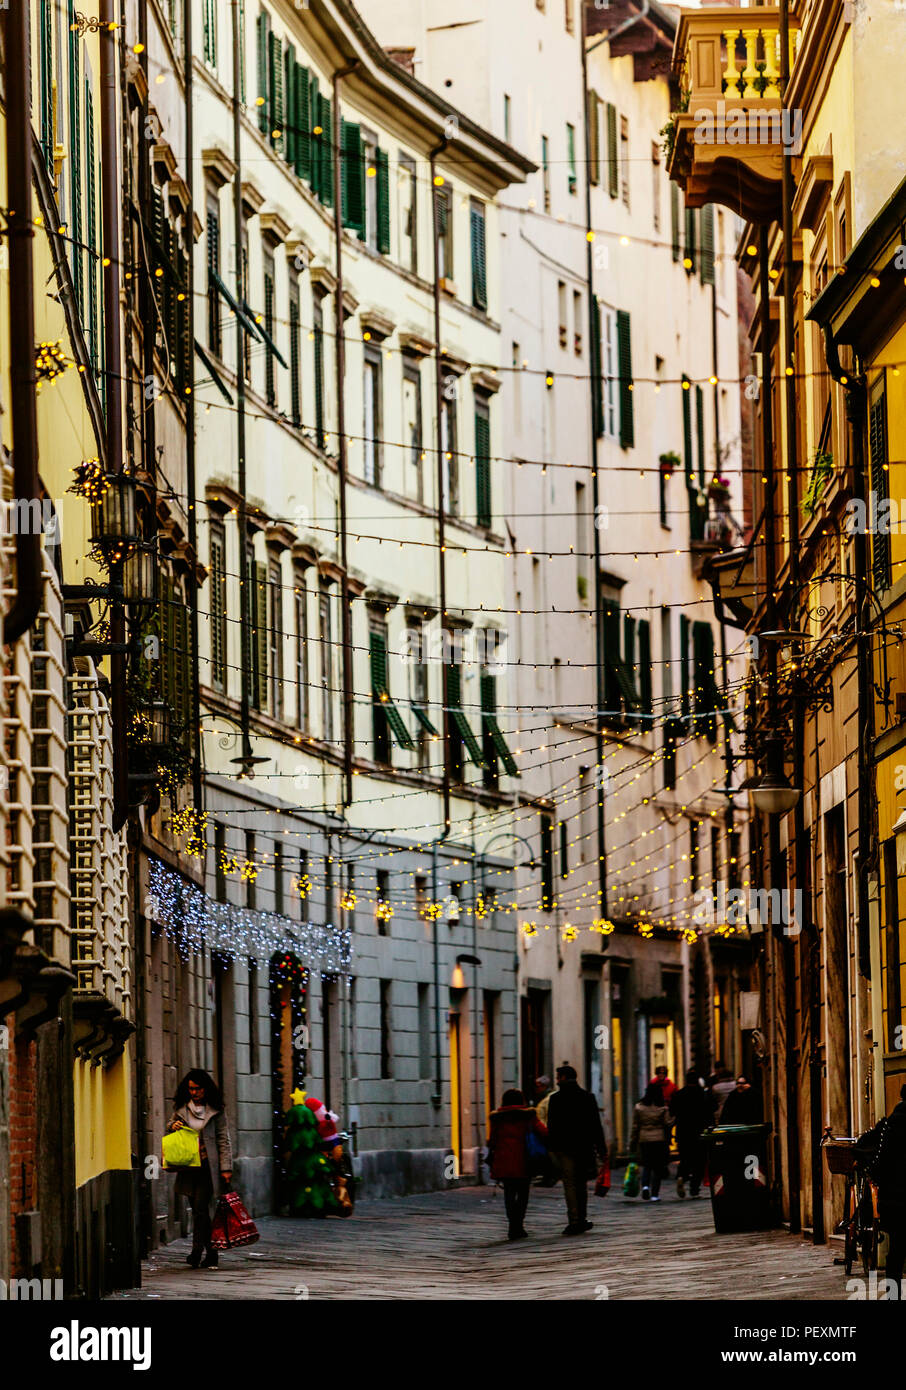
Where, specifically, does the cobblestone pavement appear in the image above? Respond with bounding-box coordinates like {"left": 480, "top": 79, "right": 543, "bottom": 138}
{"left": 109, "top": 1181, "right": 851, "bottom": 1301}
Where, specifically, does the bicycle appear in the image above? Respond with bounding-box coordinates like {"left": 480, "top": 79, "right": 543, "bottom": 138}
{"left": 823, "top": 1132, "right": 881, "bottom": 1276}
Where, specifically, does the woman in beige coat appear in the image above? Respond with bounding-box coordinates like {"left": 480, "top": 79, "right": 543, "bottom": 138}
{"left": 168, "top": 1069, "right": 233, "bottom": 1268}
{"left": 629, "top": 1083, "right": 674, "bottom": 1202}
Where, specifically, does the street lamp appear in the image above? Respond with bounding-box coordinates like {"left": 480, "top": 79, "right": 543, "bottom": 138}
{"left": 91, "top": 473, "right": 138, "bottom": 564}
{"left": 751, "top": 735, "right": 801, "bottom": 816}
{"left": 121, "top": 542, "right": 158, "bottom": 606}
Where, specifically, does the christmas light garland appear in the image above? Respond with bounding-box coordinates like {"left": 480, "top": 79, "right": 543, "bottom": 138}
{"left": 146, "top": 856, "right": 352, "bottom": 973}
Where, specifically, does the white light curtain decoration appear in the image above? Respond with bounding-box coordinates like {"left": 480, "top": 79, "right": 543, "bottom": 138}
{"left": 146, "top": 857, "right": 352, "bottom": 974}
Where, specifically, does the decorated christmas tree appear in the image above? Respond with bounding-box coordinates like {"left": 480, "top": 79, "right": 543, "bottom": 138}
{"left": 282, "top": 1091, "right": 337, "bottom": 1217}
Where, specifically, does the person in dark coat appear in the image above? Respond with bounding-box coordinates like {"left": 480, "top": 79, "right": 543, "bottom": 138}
{"left": 487, "top": 1089, "right": 548, "bottom": 1240}
{"left": 670, "top": 1069, "right": 713, "bottom": 1198}
{"left": 719, "top": 1075, "right": 763, "bottom": 1126}
{"left": 545, "top": 1066, "right": 607, "bottom": 1236}
{"left": 167, "top": 1069, "right": 232, "bottom": 1269}
{"left": 873, "top": 1085, "right": 906, "bottom": 1294}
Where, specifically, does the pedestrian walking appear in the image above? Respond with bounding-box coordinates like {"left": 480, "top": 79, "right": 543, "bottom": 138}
{"left": 871, "top": 1084, "right": 906, "bottom": 1296}
{"left": 487, "top": 1088, "right": 548, "bottom": 1240}
{"left": 630, "top": 1084, "right": 673, "bottom": 1202}
{"left": 709, "top": 1065, "right": 736, "bottom": 1122}
{"left": 534, "top": 1074, "right": 556, "bottom": 1127}
{"left": 545, "top": 1065, "right": 607, "bottom": 1235}
{"left": 167, "top": 1069, "right": 233, "bottom": 1269}
{"left": 669, "top": 1069, "right": 712, "bottom": 1198}
{"left": 649, "top": 1065, "right": 677, "bottom": 1105}
{"left": 719, "top": 1074, "right": 763, "bottom": 1125}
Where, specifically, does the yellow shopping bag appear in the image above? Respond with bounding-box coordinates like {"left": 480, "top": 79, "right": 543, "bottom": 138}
{"left": 162, "top": 1126, "right": 201, "bottom": 1169}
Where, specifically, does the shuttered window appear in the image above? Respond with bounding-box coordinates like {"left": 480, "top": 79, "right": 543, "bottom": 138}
{"left": 203, "top": 0, "right": 217, "bottom": 67}
{"left": 540, "top": 814, "right": 554, "bottom": 912}
{"left": 700, "top": 204, "right": 715, "bottom": 285}
{"left": 869, "top": 376, "right": 891, "bottom": 591}
{"left": 256, "top": 9, "right": 270, "bottom": 135}
{"left": 567, "top": 123, "right": 577, "bottom": 195}
{"left": 85, "top": 81, "right": 100, "bottom": 380}
{"left": 370, "top": 628, "right": 414, "bottom": 759}
{"left": 692, "top": 620, "right": 718, "bottom": 741}
{"left": 376, "top": 148, "right": 391, "bottom": 254}
{"left": 289, "top": 281, "right": 301, "bottom": 426}
{"left": 638, "top": 620, "right": 653, "bottom": 721}
{"left": 606, "top": 102, "right": 618, "bottom": 198}
{"left": 264, "top": 255, "right": 276, "bottom": 406}
{"left": 480, "top": 670, "right": 517, "bottom": 785}
{"left": 294, "top": 64, "right": 311, "bottom": 180}
{"left": 470, "top": 200, "right": 487, "bottom": 311}
{"left": 210, "top": 522, "right": 227, "bottom": 692}
{"left": 475, "top": 402, "right": 491, "bottom": 527}
{"left": 696, "top": 384, "right": 705, "bottom": 485}
{"left": 68, "top": 4, "right": 83, "bottom": 318}
{"left": 316, "top": 93, "right": 334, "bottom": 207}
{"left": 616, "top": 309, "right": 634, "bottom": 449}
{"left": 283, "top": 44, "right": 296, "bottom": 168}
{"left": 671, "top": 184, "right": 680, "bottom": 261}
{"left": 601, "top": 597, "right": 641, "bottom": 722}
{"left": 447, "top": 663, "right": 484, "bottom": 774}
{"left": 679, "top": 613, "right": 691, "bottom": 717}
{"left": 39, "top": 0, "right": 54, "bottom": 170}
{"left": 590, "top": 297, "right": 604, "bottom": 439}
{"left": 588, "top": 90, "right": 600, "bottom": 185}
{"left": 341, "top": 120, "right": 366, "bottom": 237}
{"left": 206, "top": 201, "right": 221, "bottom": 356}
{"left": 268, "top": 30, "right": 283, "bottom": 155}
{"left": 255, "top": 562, "right": 268, "bottom": 711}
{"left": 684, "top": 378, "right": 704, "bottom": 541}
{"left": 663, "top": 717, "right": 683, "bottom": 790}
{"left": 313, "top": 295, "right": 326, "bottom": 449}
{"left": 684, "top": 206, "right": 697, "bottom": 272}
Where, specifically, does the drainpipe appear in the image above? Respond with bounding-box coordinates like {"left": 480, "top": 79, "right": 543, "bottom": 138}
{"left": 580, "top": 7, "right": 608, "bottom": 927}
{"left": 332, "top": 60, "right": 359, "bottom": 811}
{"left": 3, "top": 0, "right": 42, "bottom": 646}
{"left": 100, "top": 0, "right": 129, "bottom": 829}
{"left": 185, "top": 0, "right": 202, "bottom": 816}
{"left": 230, "top": 0, "right": 254, "bottom": 770}
{"left": 430, "top": 138, "right": 452, "bottom": 835}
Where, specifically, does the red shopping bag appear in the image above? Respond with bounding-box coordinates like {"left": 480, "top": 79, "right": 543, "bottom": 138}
{"left": 211, "top": 1188, "right": 260, "bottom": 1250}
{"left": 594, "top": 1155, "right": 612, "bottom": 1197}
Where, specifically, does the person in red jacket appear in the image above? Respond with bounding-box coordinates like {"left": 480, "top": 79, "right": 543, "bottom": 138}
{"left": 650, "top": 1066, "right": 677, "bottom": 1105}
{"left": 487, "top": 1089, "right": 548, "bottom": 1241}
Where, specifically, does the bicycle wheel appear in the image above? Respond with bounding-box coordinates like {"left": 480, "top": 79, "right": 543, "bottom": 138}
{"left": 843, "top": 1177, "right": 858, "bottom": 1276}
{"left": 861, "top": 1218, "right": 880, "bottom": 1276}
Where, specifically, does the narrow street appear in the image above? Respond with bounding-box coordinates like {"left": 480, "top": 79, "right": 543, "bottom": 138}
{"left": 111, "top": 1185, "right": 847, "bottom": 1302}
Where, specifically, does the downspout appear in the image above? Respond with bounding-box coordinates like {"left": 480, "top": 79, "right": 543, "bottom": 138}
{"left": 3, "top": 0, "right": 42, "bottom": 645}
{"left": 331, "top": 60, "right": 359, "bottom": 811}
{"left": 185, "top": 0, "right": 202, "bottom": 815}
{"left": 101, "top": 0, "right": 129, "bottom": 830}
{"left": 581, "top": 7, "right": 608, "bottom": 929}
{"left": 231, "top": 0, "right": 252, "bottom": 767}
{"left": 430, "top": 137, "right": 452, "bottom": 835}
{"left": 779, "top": 0, "right": 816, "bottom": 1240}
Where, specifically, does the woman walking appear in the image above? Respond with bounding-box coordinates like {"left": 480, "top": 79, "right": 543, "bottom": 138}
{"left": 630, "top": 1083, "right": 673, "bottom": 1202}
{"left": 487, "top": 1089, "right": 548, "bottom": 1240}
{"left": 168, "top": 1069, "right": 232, "bottom": 1268}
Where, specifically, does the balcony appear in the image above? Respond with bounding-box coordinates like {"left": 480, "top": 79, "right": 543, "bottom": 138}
{"left": 666, "top": 7, "right": 801, "bottom": 224}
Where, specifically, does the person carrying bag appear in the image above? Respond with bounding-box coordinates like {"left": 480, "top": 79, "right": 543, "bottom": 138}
{"left": 166, "top": 1069, "right": 233, "bottom": 1270}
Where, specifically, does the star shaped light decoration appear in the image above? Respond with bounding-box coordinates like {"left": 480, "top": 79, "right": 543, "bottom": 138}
{"left": 290, "top": 1088, "right": 307, "bottom": 1107}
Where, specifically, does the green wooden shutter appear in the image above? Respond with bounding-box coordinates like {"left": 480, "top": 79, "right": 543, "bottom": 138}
{"left": 682, "top": 378, "right": 693, "bottom": 479}
{"left": 295, "top": 64, "right": 310, "bottom": 180}
{"left": 256, "top": 562, "right": 268, "bottom": 711}
{"left": 257, "top": 10, "right": 270, "bottom": 134}
{"left": 679, "top": 614, "right": 691, "bottom": 717}
{"left": 475, "top": 408, "right": 491, "bottom": 527}
{"left": 318, "top": 94, "right": 334, "bottom": 207}
{"left": 376, "top": 148, "right": 391, "bottom": 254}
{"left": 289, "top": 288, "right": 301, "bottom": 426}
{"left": 638, "top": 619, "right": 652, "bottom": 719}
{"left": 606, "top": 102, "right": 618, "bottom": 198}
{"left": 313, "top": 315, "right": 325, "bottom": 447}
{"left": 341, "top": 120, "right": 365, "bottom": 236}
{"left": 203, "top": 0, "right": 216, "bottom": 66}
{"left": 870, "top": 384, "right": 890, "bottom": 590}
{"left": 601, "top": 597, "right": 620, "bottom": 715}
{"left": 268, "top": 31, "right": 283, "bottom": 154}
{"left": 700, "top": 203, "right": 715, "bottom": 284}
{"left": 693, "top": 621, "right": 717, "bottom": 740}
{"left": 588, "top": 90, "right": 600, "bottom": 185}
{"left": 207, "top": 206, "right": 221, "bottom": 355}
{"left": 284, "top": 44, "right": 295, "bottom": 167}
{"left": 696, "top": 384, "right": 705, "bottom": 485}
{"left": 309, "top": 74, "right": 321, "bottom": 196}
{"left": 85, "top": 81, "right": 99, "bottom": 377}
{"left": 590, "top": 296, "right": 603, "bottom": 438}
{"left": 616, "top": 309, "right": 634, "bottom": 449}
{"left": 39, "top": 0, "right": 54, "bottom": 169}
{"left": 540, "top": 815, "right": 554, "bottom": 911}
{"left": 68, "top": 4, "right": 83, "bottom": 319}
{"left": 684, "top": 206, "right": 697, "bottom": 271}
{"left": 671, "top": 184, "right": 680, "bottom": 261}
{"left": 470, "top": 203, "right": 487, "bottom": 311}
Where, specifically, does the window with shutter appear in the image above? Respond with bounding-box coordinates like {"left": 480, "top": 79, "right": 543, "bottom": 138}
{"left": 295, "top": 64, "right": 311, "bottom": 180}
{"left": 268, "top": 31, "right": 283, "bottom": 155}
{"left": 700, "top": 204, "right": 715, "bottom": 285}
{"left": 68, "top": 5, "right": 83, "bottom": 319}
{"left": 684, "top": 206, "right": 697, "bottom": 272}
{"left": 283, "top": 44, "right": 295, "bottom": 167}
{"left": 309, "top": 74, "right": 321, "bottom": 196}
{"left": 475, "top": 402, "right": 491, "bottom": 527}
{"left": 590, "top": 297, "right": 603, "bottom": 439}
{"left": 85, "top": 81, "right": 100, "bottom": 380}
{"left": 256, "top": 562, "right": 269, "bottom": 712}
{"left": 663, "top": 717, "right": 683, "bottom": 790}
{"left": 695, "top": 384, "right": 705, "bottom": 486}
{"left": 203, "top": 0, "right": 217, "bottom": 67}
{"left": 869, "top": 378, "right": 891, "bottom": 591}
{"left": 446, "top": 663, "right": 485, "bottom": 771}
{"left": 692, "top": 621, "right": 718, "bottom": 741}
{"left": 607, "top": 102, "right": 618, "bottom": 198}
{"left": 370, "top": 628, "right": 414, "bottom": 759}
{"left": 39, "top": 0, "right": 54, "bottom": 170}
{"left": 264, "top": 258, "right": 276, "bottom": 406}
{"left": 588, "top": 90, "right": 600, "bottom": 185}
{"left": 269, "top": 561, "right": 284, "bottom": 722}
{"left": 313, "top": 294, "right": 325, "bottom": 448}
{"left": 671, "top": 183, "right": 680, "bottom": 261}
{"left": 206, "top": 201, "right": 221, "bottom": 356}
{"left": 289, "top": 283, "right": 301, "bottom": 426}
{"left": 256, "top": 10, "right": 270, "bottom": 134}
{"left": 341, "top": 120, "right": 365, "bottom": 237}
{"left": 210, "top": 523, "right": 227, "bottom": 692}
{"left": 295, "top": 577, "right": 308, "bottom": 730}
{"left": 470, "top": 201, "right": 487, "bottom": 311}
{"left": 376, "top": 148, "right": 391, "bottom": 254}
{"left": 683, "top": 378, "right": 704, "bottom": 541}
{"left": 566, "top": 122, "right": 577, "bottom": 195}
{"left": 616, "top": 309, "right": 634, "bottom": 449}
{"left": 540, "top": 815, "right": 554, "bottom": 911}
{"left": 679, "top": 614, "right": 691, "bottom": 717}
{"left": 638, "top": 620, "right": 652, "bottom": 721}
{"left": 317, "top": 94, "right": 334, "bottom": 207}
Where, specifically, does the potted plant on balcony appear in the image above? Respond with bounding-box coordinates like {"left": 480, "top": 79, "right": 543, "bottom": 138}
{"left": 659, "top": 451, "right": 681, "bottom": 478}
{"left": 708, "top": 474, "right": 732, "bottom": 504}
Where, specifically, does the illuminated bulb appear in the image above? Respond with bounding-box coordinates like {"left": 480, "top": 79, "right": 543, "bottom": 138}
{"left": 870, "top": 276, "right": 880, "bottom": 288}
{"left": 620, "top": 235, "right": 630, "bottom": 246}
{"left": 434, "top": 174, "right": 445, "bottom": 187}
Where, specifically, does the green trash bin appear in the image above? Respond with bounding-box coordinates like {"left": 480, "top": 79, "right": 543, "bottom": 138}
{"left": 705, "top": 1123, "right": 773, "bottom": 1233}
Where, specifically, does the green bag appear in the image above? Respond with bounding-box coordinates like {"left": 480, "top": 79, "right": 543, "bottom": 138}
{"left": 622, "top": 1160, "right": 640, "bottom": 1198}
{"left": 162, "top": 1125, "right": 201, "bottom": 1169}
